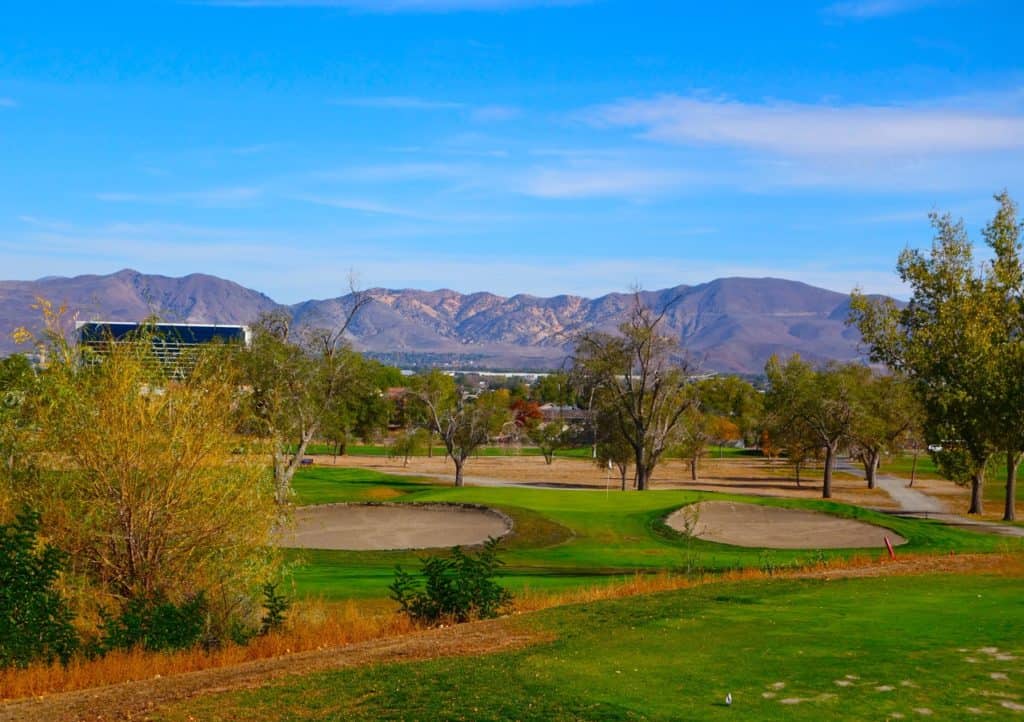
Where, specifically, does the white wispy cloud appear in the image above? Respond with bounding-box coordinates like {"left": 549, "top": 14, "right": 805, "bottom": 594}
{"left": 587, "top": 94, "right": 1024, "bottom": 157}
{"left": 0, "top": 97, "right": 17, "bottom": 108}
{"left": 203, "top": 0, "right": 581, "bottom": 11}
{"left": 823, "top": 0, "right": 935, "bottom": 20}
{"left": 519, "top": 166, "right": 692, "bottom": 199}
{"left": 471, "top": 105, "right": 521, "bottom": 122}
{"left": 331, "top": 96, "right": 465, "bottom": 110}
{"left": 95, "top": 186, "right": 263, "bottom": 206}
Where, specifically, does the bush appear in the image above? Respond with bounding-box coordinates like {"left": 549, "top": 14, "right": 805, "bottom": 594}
{"left": 259, "top": 582, "right": 290, "bottom": 635}
{"left": 389, "top": 537, "right": 512, "bottom": 625}
{"left": 96, "top": 592, "right": 207, "bottom": 654}
{"left": 0, "top": 507, "right": 79, "bottom": 668}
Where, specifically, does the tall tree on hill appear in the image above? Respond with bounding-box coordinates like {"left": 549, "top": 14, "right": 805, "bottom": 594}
{"left": 850, "top": 209, "right": 1001, "bottom": 515}
{"left": 764, "top": 355, "right": 858, "bottom": 499}
{"left": 572, "top": 293, "right": 694, "bottom": 491}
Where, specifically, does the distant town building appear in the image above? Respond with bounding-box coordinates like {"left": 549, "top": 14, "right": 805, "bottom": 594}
{"left": 76, "top": 321, "right": 251, "bottom": 369}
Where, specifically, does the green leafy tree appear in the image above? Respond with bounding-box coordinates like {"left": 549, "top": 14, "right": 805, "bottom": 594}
{"left": 764, "top": 356, "right": 859, "bottom": 499}
{"left": 848, "top": 371, "right": 919, "bottom": 489}
{"left": 527, "top": 421, "right": 572, "bottom": 465}
{"left": 0, "top": 508, "right": 78, "bottom": 668}
{"left": 851, "top": 207, "right": 1004, "bottom": 515}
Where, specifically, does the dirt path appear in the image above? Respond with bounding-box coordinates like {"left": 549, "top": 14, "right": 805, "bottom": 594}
{"left": 839, "top": 461, "right": 1024, "bottom": 538}
{"left": 0, "top": 619, "right": 542, "bottom": 722}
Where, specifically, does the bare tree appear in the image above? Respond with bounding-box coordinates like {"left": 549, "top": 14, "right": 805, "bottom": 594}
{"left": 572, "top": 293, "right": 695, "bottom": 490}
{"left": 242, "top": 286, "right": 371, "bottom": 504}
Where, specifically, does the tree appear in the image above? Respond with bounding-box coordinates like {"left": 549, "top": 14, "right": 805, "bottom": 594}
{"left": 764, "top": 356, "right": 858, "bottom": 499}
{"left": 527, "top": 421, "right": 572, "bottom": 465}
{"left": 242, "top": 293, "right": 368, "bottom": 504}
{"left": 983, "top": 191, "right": 1024, "bottom": 521}
{"left": 697, "top": 375, "right": 763, "bottom": 447}
{"left": 673, "top": 406, "right": 712, "bottom": 481}
{"left": 389, "top": 427, "right": 428, "bottom": 467}
{"left": 572, "top": 294, "right": 694, "bottom": 490}
{"left": 410, "top": 371, "right": 509, "bottom": 486}
{"left": 0, "top": 508, "right": 78, "bottom": 668}
{"left": 0, "top": 354, "right": 37, "bottom": 518}
{"left": 847, "top": 371, "right": 918, "bottom": 489}
{"left": 851, "top": 208, "right": 1003, "bottom": 515}
{"left": 16, "top": 322, "right": 279, "bottom": 635}
{"left": 593, "top": 404, "right": 632, "bottom": 489}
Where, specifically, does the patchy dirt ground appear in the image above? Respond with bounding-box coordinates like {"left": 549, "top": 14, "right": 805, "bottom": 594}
{"left": 671, "top": 500, "right": 907, "bottom": 549}
{"left": 312, "top": 453, "right": 901, "bottom": 509}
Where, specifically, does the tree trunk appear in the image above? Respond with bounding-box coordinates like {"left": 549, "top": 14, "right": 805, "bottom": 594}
{"left": 453, "top": 457, "right": 465, "bottom": 487}
{"left": 822, "top": 444, "right": 836, "bottom": 499}
{"left": 968, "top": 468, "right": 984, "bottom": 515}
{"left": 1005, "top": 450, "right": 1020, "bottom": 522}
{"left": 864, "top": 451, "right": 879, "bottom": 490}
{"left": 909, "top": 450, "right": 919, "bottom": 487}
{"left": 635, "top": 466, "right": 649, "bottom": 491}
{"left": 619, "top": 465, "right": 627, "bottom": 491}
{"left": 690, "top": 458, "right": 698, "bottom": 481}
{"left": 794, "top": 462, "right": 801, "bottom": 487}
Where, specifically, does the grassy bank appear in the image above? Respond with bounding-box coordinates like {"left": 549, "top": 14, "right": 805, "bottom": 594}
{"left": 159, "top": 569, "right": 1024, "bottom": 721}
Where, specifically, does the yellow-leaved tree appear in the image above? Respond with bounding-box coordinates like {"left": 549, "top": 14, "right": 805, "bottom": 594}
{"left": 11, "top": 309, "right": 280, "bottom": 638}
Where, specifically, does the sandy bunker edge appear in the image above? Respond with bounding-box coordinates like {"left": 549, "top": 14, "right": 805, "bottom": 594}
{"left": 282, "top": 502, "right": 515, "bottom": 551}
{"left": 666, "top": 500, "right": 907, "bottom": 549}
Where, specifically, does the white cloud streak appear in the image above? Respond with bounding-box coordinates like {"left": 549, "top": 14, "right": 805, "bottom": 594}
{"left": 823, "top": 0, "right": 934, "bottom": 19}
{"left": 588, "top": 94, "right": 1024, "bottom": 157}
{"left": 95, "top": 186, "right": 263, "bottom": 206}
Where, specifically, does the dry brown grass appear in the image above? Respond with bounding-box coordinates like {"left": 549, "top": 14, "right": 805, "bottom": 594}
{"left": 0, "top": 600, "right": 413, "bottom": 701}
{"left": 313, "top": 453, "right": 899, "bottom": 509}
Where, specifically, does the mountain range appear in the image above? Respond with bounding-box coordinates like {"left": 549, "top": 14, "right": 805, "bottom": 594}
{"left": 0, "top": 269, "right": 878, "bottom": 375}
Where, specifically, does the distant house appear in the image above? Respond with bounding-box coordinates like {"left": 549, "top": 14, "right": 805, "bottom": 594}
{"left": 539, "top": 403, "right": 587, "bottom": 422}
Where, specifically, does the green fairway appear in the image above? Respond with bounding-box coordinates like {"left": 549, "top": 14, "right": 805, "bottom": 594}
{"left": 285, "top": 467, "right": 1018, "bottom": 600}
{"left": 158, "top": 571, "right": 1024, "bottom": 721}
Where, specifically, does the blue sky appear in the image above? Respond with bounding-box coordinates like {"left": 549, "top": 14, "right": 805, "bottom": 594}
{"left": 1, "top": 0, "right": 1022, "bottom": 302}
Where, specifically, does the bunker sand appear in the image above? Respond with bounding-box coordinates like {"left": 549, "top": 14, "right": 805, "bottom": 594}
{"left": 282, "top": 503, "right": 512, "bottom": 550}
{"left": 670, "top": 501, "right": 907, "bottom": 549}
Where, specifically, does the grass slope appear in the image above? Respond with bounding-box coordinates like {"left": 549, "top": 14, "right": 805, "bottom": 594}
{"left": 159, "top": 571, "right": 1024, "bottom": 721}
{"left": 285, "top": 468, "right": 1019, "bottom": 600}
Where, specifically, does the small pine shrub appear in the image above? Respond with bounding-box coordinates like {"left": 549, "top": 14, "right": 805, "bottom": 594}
{"left": 0, "top": 507, "right": 79, "bottom": 668}
{"left": 259, "top": 582, "right": 290, "bottom": 635}
{"left": 97, "top": 592, "right": 207, "bottom": 654}
{"left": 389, "top": 537, "right": 512, "bottom": 625}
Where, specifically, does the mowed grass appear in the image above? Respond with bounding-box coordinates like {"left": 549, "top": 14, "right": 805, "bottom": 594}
{"left": 285, "top": 467, "right": 1020, "bottom": 600}
{"left": 158, "top": 571, "right": 1024, "bottom": 721}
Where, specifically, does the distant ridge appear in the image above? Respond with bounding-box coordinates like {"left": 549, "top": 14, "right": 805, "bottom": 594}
{"left": 0, "top": 269, "right": 881, "bottom": 374}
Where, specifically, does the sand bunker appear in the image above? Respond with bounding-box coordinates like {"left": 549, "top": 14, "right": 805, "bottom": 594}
{"left": 668, "top": 501, "right": 906, "bottom": 549}
{"left": 282, "top": 503, "right": 512, "bottom": 551}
